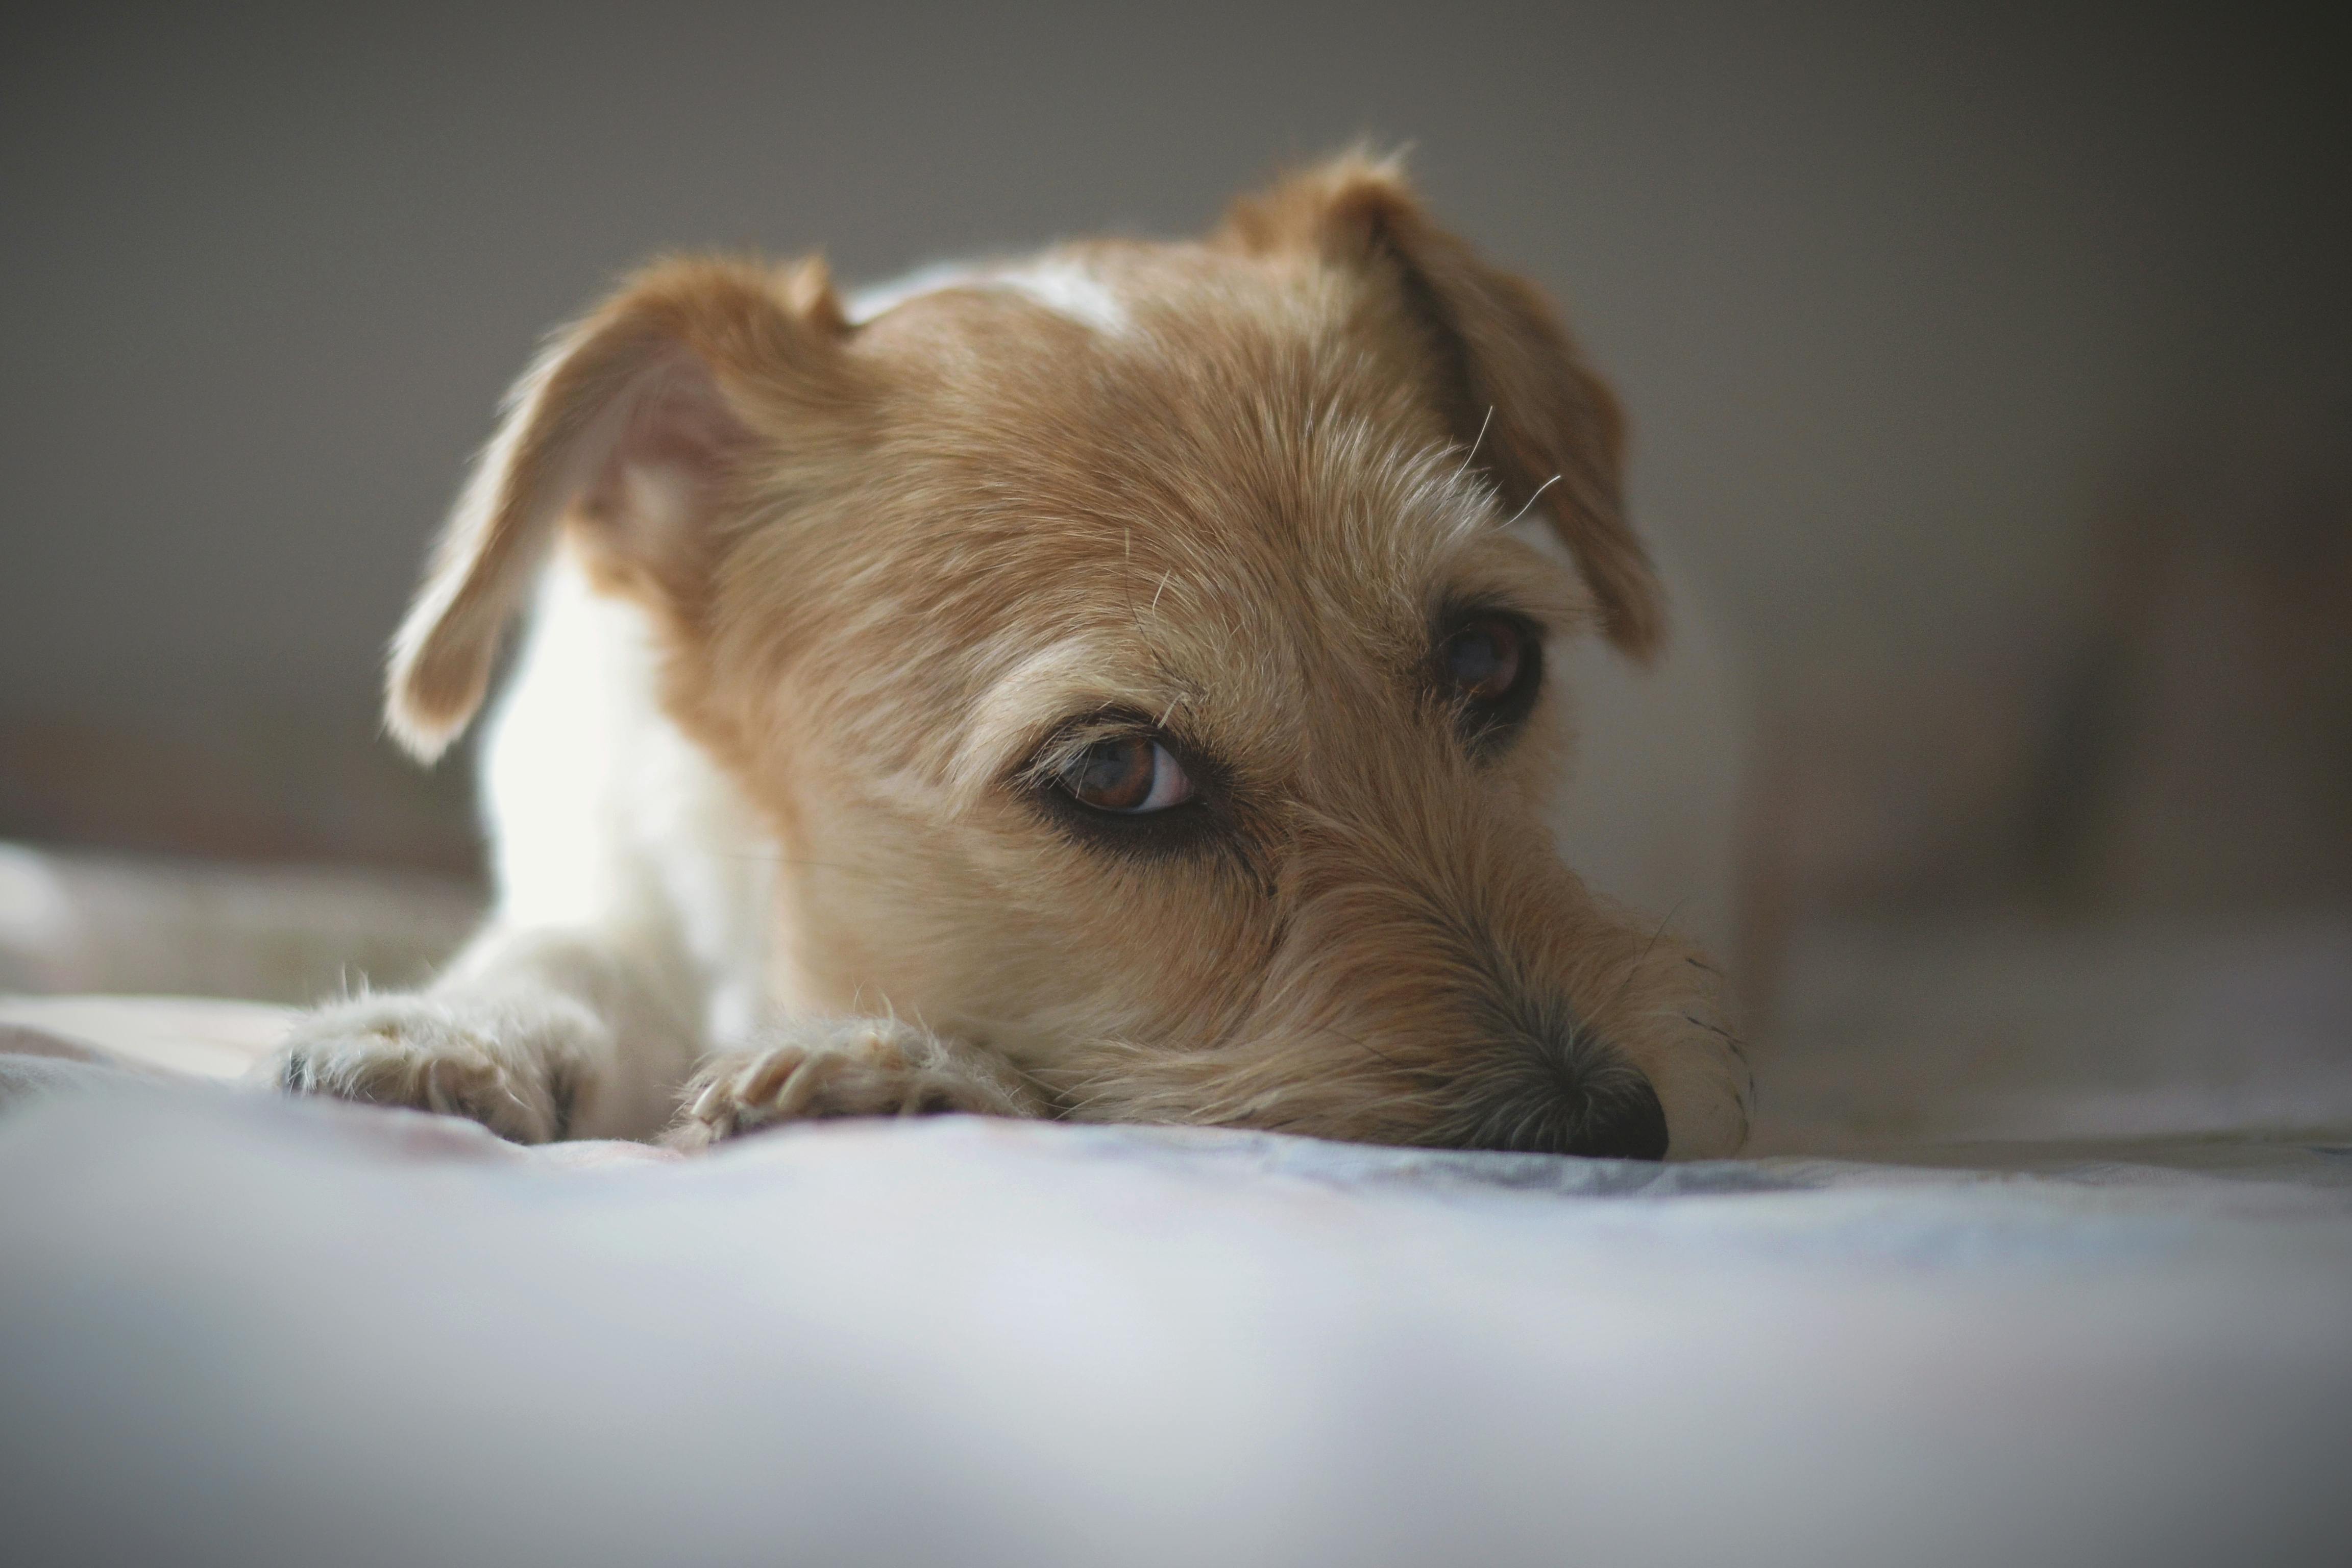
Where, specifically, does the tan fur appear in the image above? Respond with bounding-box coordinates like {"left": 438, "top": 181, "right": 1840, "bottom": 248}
{"left": 275, "top": 154, "right": 1749, "bottom": 1159}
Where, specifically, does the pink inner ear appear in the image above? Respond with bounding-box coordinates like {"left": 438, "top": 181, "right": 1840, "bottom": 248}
{"left": 573, "top": 352, "right": 755, "bottom": 567}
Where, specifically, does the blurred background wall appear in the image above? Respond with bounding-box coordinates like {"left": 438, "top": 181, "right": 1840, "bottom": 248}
{"left": 3, "top": 1, "right": 2346, "bottom": 931}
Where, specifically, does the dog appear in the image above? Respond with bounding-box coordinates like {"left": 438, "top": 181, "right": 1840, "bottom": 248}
{"left": 262, "top": 153, "right": 1752, "bottom": 1159}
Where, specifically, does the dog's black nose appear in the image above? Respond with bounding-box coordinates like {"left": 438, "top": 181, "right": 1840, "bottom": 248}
{"left": 1564, "top": 1068, "right": 1669, "bottom": 1160}
{"left": 1457, "top": 1013, "right": 1670, "bottom": 1160}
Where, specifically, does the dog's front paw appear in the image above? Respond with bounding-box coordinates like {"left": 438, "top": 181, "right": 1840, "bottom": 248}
{"left": 668, "top": 1018, "right": 1041, "bottom": 1150}
{"left": 258, "top": 994, "right": 602, "bottom": 1144}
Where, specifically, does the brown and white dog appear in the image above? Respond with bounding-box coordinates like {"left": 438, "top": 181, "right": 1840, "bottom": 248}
{"left": 264, "top": 153, "right": 1752, "bottom": 1159}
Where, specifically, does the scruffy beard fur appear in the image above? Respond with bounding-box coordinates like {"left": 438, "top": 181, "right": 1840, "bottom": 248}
{"left": 261, "top": 152, "right": 1752, "bottom": 1161}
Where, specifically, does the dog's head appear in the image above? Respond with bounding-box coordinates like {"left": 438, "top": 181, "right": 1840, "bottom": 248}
{"left": 384, "top": 154, "right": 1748, "bottom": 1158}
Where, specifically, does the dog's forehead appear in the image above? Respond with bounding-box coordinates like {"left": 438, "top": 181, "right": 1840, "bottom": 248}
{"left": 846, "top": 252, "right": 1142, "bottom": 337}
{"left": 850, "top": 240, "right": 1433, "bottom": 457}
{"left": 844, "top": 242, "right": 1504, "bottom": 633}
{"left": 806, "top": 248, "right": 1597, "bottom": 796}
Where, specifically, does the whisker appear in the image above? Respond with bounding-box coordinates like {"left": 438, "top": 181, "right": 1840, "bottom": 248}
{"left": 1591, "top": 899, "right": 1687, "bottom": 1035}
{"left": 1680, "top": 1012, "right": 1736, "bottom": 1043}
{"left": 1451, "top": 405, "right": 1495, "bottom": 484}
{"left": 1316, "top": 1020, "right": 1410, "bottom": 1076}
{"left": 1500, "top": 473, "right": 1562, "bottom": 530}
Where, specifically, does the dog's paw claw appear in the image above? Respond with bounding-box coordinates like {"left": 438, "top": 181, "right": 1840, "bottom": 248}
{"left": 668, "top": 1019, "right": 1036, "bottom": 1149}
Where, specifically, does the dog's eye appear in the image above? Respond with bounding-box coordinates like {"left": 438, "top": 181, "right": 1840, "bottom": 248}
{"left": 1058, "top": 736, "right": 1195, "bottom": 814}
{"left": 1437, "top": 611, "right": 1543, "bottom": 751}
{"left": 1443, "top": 617, "right": 1525, "bottom": 703}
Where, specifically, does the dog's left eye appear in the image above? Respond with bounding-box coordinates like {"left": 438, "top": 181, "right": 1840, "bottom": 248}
{"left": 1058, "top": 736, "right": 1195, "bottom": 814}
{"left": 1438, "top": 611, "right": 1543, "bottom": 749}
{"left": 1444, "top": 617, "right": 1525, "bottom": 701}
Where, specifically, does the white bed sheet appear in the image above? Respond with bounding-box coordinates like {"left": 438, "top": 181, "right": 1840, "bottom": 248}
{"left": 3, "top": 1030, "right": 2349, "bottom": 1568}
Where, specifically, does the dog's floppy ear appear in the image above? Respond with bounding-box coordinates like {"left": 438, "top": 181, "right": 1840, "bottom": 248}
{"left": 385, "top": 257, "right": 852, "bottom": 762}
{"left": 1217, "top": 153, "right": 1662, "bottom": 660}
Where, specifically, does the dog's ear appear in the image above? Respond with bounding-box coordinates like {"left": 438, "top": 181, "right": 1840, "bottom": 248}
{"left": 1217, "top": 153, "right": 1662, "bottom": 660}
{"left": 385, "top": 257, "right": 853, "bottom": 762}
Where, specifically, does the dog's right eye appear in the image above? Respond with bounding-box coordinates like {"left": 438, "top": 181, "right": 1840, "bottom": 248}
{"left": 1057, "top": 736, "right": 1195, "bottom": 814}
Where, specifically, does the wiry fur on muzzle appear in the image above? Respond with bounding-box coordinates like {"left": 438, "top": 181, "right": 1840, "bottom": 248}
{"left": 1036, "top": 738, "right": 1691, "bottom": 1159}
